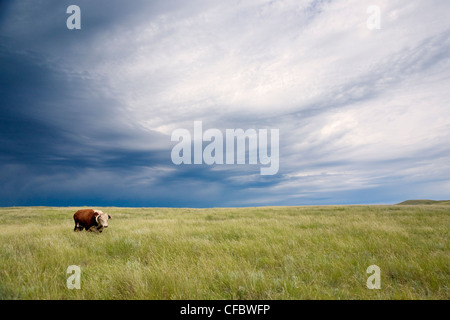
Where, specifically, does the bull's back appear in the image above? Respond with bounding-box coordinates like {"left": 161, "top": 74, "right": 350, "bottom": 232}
{"left": 74, "top": 209, "right": 95, "bottom": 225}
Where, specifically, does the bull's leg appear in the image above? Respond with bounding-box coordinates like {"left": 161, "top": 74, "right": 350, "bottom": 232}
{"left": 74, "top": 222, "right": 82, "bottom": 232}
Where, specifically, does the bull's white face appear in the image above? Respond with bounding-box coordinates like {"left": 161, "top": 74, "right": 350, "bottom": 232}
{"left": 94, "top": 210, "right": 111, "bottom": 231}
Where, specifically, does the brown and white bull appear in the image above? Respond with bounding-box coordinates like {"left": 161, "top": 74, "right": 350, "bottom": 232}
{"left": 73, "top": 209, "right": 111, "bottom": 233}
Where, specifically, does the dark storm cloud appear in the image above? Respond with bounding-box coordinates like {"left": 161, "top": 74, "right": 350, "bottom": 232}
{"left": 0, "top": 23, "right": 175, "bottom": 207}
{"left": 0, "top": 44, "right": 168, "bottom": 170}
{"left": 0, "top": 36, "right": 277, "bottom": 206}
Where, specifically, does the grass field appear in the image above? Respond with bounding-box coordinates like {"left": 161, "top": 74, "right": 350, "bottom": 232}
{"left": 0, "top": 205, "right": 448, "bottom": 300}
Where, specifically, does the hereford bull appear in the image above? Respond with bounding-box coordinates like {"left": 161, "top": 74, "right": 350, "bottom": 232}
{"left": 73, "top": 209, "right": 111, "bottom": 233}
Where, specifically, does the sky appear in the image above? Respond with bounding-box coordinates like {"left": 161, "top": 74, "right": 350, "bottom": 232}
{"left": 0, "top": 0, "right": 449, "bottom": 207}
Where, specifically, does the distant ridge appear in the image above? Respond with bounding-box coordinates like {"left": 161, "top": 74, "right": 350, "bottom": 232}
{"left": 397, "top": 199, "right": 450, "bottom": 205}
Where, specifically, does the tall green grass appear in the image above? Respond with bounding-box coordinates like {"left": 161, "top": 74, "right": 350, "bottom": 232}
{"left": 0, "top": 205, "right": 448, "bottom": 299}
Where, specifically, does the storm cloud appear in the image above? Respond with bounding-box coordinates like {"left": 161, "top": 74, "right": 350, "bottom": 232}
{"left": 1, "top": 0, "right": 449, "bottom": 206}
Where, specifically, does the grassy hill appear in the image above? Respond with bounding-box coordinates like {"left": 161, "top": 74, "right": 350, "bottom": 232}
{"left": 0, "top": 205, "right": 448, "bottom": 299}
{"left": 397, "top": 200, "right": 450, "bottom": 205}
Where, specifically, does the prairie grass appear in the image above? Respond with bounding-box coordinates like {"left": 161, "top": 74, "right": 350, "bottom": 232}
{"left": 0, "top": 205, "right": 448, "bottom": 299}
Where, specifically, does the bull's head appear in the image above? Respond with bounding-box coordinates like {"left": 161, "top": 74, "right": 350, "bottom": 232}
{"left": 94, "top": 210, "right": 112, "bottom": 232}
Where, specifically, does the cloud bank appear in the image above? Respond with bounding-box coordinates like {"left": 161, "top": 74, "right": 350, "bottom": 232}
{"left": 1, "top": 0, "right": 449, "bottom": 206}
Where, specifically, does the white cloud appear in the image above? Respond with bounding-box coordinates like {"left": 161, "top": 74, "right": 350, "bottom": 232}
{"left": 87, "top": 0, "right": 449, "bottom": 122}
